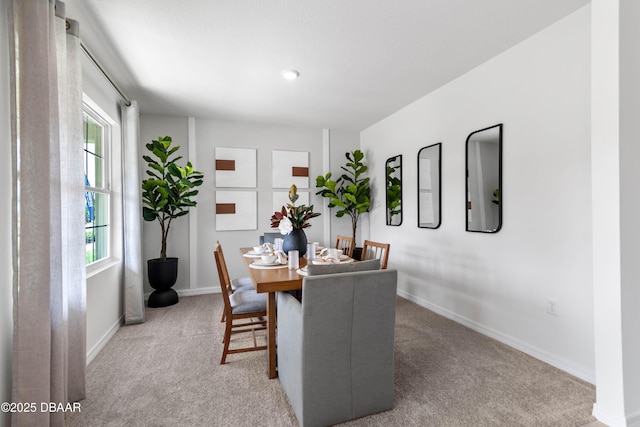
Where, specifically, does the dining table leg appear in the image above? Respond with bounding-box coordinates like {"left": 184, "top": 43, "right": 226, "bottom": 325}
{"left": 267, "top": 291, "right": 277, "bottom": 379}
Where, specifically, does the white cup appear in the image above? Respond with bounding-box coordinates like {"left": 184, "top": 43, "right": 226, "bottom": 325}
{"left": 274, "top": 238, "right": 284, "bottom": 251}
{"left": 288, "top": 250, "right": 299, "bottom": 270}
{"left": 306, "top": 242, "right": 317, "bottom": 259}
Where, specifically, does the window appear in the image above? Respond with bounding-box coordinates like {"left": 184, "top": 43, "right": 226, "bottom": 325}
{"left": 83, "top": 105, "right": 111, "bottom": 265}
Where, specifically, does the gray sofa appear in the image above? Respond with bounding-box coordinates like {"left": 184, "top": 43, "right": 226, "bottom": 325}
{"left": 276, "top": 267, "right": 398, "bottom": 427}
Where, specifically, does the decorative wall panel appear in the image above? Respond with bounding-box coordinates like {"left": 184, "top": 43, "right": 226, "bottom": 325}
{"left": 215, "top": 191, "right": 257, "bottom": 231}
{"left": 215, "top": 147, "right": 256, "bottom": 188}
{"left": 272, "top": 150, "right": 309, "bottom": 188}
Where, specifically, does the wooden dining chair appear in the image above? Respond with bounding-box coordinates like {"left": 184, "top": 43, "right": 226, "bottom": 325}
{"left": 216, "top": 241, "right": 253, "bottom": 322}
{"left": 335, "top": 235, "right": 355, "bottom": 257}
{"left": 214, "top": 242, "right": 267, "bottom": 364}
{"left": 360, "top": 240, "right": 391, "bottom": 269}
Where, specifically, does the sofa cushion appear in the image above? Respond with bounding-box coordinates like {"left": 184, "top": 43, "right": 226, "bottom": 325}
{"left": 230, "top": 276, "right": 254, "bottom": 290}
{"left": 306, "top": 258, "right": 380, "bottom": 276}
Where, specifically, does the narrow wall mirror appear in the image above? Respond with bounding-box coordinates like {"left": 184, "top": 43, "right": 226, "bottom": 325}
{"left": 466, "top": 124, "right": 502, "bottom": 233}
{"left": 418, "top": 143, "right": 442, "bottom": 228}
{"left": 386, "top": 155, "right": 402, "bottom": 226}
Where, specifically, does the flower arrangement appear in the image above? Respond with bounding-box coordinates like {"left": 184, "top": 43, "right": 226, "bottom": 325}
{"left": 270, "top": 185, "right": 321, "bottom": 235}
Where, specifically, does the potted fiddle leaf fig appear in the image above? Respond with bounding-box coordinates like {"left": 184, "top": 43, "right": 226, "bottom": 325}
{"left": 316, "top": 149, "right": 371, "bottom": 258}
{"left": 142, "top": 136, "right": 204, "bottom": 307}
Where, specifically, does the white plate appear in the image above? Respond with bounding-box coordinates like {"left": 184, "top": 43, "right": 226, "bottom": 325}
{"left": 252, "top": 260, "right": 285, "bottom": 267}
{"left": 249, "top": 262, "right": 288, "bottom": 270}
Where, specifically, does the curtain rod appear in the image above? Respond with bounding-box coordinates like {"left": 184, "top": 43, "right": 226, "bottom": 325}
{"left": 80, "top": 41, "right": 132, "bottom": 107}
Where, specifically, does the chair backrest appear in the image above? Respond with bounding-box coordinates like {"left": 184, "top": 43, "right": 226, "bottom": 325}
{"left": 213, "top": 241, "right": 233, "bottom": 310}
{"left": 260, "top": 232, "right": 282, "bottom": 245}
{"left": 360, "top": 240, "right": 390, "bottom": 269}
{"left": 306, "top": 258, "right": 380, "bottom": 276}
{"left": 298, "top": 268, "right": 398, "bottom": 424}
{"left": 335, "top": 235, "right": 355, "bottom": 257}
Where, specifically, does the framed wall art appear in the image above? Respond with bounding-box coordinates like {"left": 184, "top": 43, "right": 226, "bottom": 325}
{"left": 215, "top": 147, "right": 256, "bottom": 188}
{"left": 272, "top": 150, "right": 309, "bottom": 188}
{"left": 215, "top": 190, "right": 257, "bottom": 231}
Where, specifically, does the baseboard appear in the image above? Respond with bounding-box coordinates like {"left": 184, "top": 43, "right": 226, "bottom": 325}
{"left": 86, "top": 315, "right": 123, "bottom": 365}
{"left": 144, "top": 286, "right": 220, "bottom": 301}
{"left": 592, "top": 403, "right": 640, "bottom": 427}
{"left": 176, "top": 287, "right": 220, "bottom": 297}
{"left": 396, "top": 289, "right": 595, "bottom": 384}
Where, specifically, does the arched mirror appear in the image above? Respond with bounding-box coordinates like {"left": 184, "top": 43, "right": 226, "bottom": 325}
{"left": 418, "top": 143, "right": 441, "bottom": 228}
{"left": 386, "top": 155, "right": 402, "bottom": 226}
{"left": 466, "top": 124, "right": 502, "bottom": 233}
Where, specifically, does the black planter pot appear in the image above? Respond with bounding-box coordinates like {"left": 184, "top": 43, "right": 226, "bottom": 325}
{"left": 283, "top": 229, "right": 308, "bottom": 257}
{"left": 147, "top": 257, "right": 179, "bottom": 308}
{"left": 352, "top": 247, "right": 363, "bottom": 261}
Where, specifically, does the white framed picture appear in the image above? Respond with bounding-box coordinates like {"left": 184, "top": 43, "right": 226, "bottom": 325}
{"left": 215, "top": 191, "right": 257, "bottom": 231}
{"left": 272, "top": 150, "right": 309, "bottom": 189}
{"left": 215, "top": 147, "right": 256, "bottom": 188}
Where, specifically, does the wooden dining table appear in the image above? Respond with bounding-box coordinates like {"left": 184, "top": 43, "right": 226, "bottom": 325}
{"left": 240, "top": 247, "right": 307, "bottom": 379}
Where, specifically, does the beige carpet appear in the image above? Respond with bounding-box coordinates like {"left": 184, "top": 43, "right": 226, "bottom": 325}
{"left": 67, "top": 295, "right": 596, "bottom": 426}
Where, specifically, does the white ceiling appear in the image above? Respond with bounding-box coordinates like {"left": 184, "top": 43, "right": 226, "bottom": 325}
{"left": 72, "top": 0, "right": 589, "bottom": 131}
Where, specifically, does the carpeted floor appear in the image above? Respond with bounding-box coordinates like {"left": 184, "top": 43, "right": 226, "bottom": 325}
{"left": 67, "top": 294, "right": 596, "bottom": 426}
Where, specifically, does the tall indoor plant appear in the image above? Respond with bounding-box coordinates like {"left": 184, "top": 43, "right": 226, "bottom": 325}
{"left": 316, "top": 149, "right": 371, "bottom": 258}
{"left": 142, "top": 136, "right": 203, "bottom": 307}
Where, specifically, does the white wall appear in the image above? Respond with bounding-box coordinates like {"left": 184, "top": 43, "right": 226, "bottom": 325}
{"left": 139, "top": 116, "right": 359, "bottom": 292}
{"left": 327, "top": 130, "right": 366, "bottom": 244}
{"left": 361, "top": 6, "right": 594, "bottom": 381}
{"left": 1, "top": 0, "right": 13, "bottom": 425}
{"left": 193, "top": 119, "right": 324, "bottom": 288}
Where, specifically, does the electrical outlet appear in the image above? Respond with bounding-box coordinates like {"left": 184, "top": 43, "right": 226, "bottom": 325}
{"left": 546, "top": 298, "right": 559, "bottom": 316}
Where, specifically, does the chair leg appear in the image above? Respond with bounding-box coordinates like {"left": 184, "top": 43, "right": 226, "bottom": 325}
{"left": 221, "top": 309, "right": 228, "bottom": 342}
{"left": 220, "top": 316, "right": 233, "bottom": 365}
{"left": 219, "top": 317, "right": 268, "bottom": 364}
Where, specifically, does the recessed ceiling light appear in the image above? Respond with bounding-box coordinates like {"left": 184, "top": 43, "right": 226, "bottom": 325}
{"left": 281, "top": 69, "right": 300, "bottom": 80}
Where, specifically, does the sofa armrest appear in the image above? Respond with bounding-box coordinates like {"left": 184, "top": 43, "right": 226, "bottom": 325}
{"left": 277, "top": 290, "right": 301, "bottom": 319}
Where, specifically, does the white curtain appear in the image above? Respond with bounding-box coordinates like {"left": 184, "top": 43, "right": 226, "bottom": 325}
{"left": 9, "top": 1, "right": 86, "bottom": 426}
{"left": 121, "top": 100, "right": 145, "bottom": 324}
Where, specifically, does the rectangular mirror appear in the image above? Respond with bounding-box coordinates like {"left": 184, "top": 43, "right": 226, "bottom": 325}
{"left": 466, "top": 124, "right": 502, "bottom": 233}
{"left": 418, "top": 143, "right": 441, "bottom": 228}
{"left": 386, "top": 155, "right": 402, "bottom": 226}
